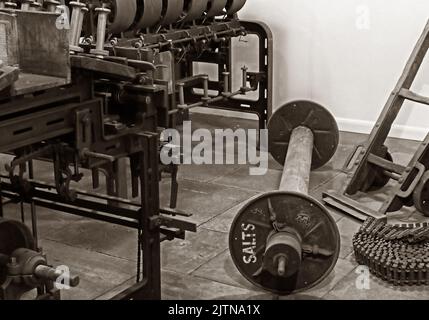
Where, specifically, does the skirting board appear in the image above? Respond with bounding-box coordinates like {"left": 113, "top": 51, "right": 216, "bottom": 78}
{"left": 336, "top": 117, "right": 427, "bottom": 142}
{"left": 190, "top": 108, "right": 427, "bottom": 142}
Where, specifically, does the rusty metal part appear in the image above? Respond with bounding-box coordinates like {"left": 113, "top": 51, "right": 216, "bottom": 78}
{"left": 206, "top": 0, "right": 227, "bottom": 17}
{"left": 229, "top": 101, "right": 340, "bottom": 294}
{"left": 225, "top": 0, "right": 246, "bottom": 15}
{"left": 134, "top": 0, "right": 163, "bottom": 29}
{"left": 413, "top": 171, "right": 429, "bottom": 217}
{"left": 181, "top": 0, "right": 208, "bottom": 22}
{"left": 108, "top": 0, "right": 137, "bottom": 34}
{"left": 353, "top": 217, "right": 429, "bottom": 286}
{"left": 159, "top": 0, "right": 185, "bottom": 26}
{"left": 268, "top": 101, "right": 339, "bottom": 170}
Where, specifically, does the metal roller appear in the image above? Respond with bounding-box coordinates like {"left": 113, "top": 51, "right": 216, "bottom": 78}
{"left": 134, "top": 0, "right": 163, "bottom": 29}
{"left": 159, "top": 0, "right": 185, "bottom": 26}
{"left": 225, "top": 0, "right": 246, "bottom": 15}
{"left": 181, "top": 0, "right": 208, "bottom": 22}
{"left": 108, "top": 0, "right": 137, "bottom": 34}
{"left": 206, "top": 0, "right": 227, "bottom": 17}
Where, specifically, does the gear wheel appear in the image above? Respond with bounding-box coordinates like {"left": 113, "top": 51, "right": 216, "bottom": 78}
{"left": 353, "top": 217, "right": 429, "bottom": 286}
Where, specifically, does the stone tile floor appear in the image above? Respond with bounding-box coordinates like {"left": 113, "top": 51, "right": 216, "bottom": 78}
{"left": 3, "top": 112, "right": 428, "bottom": 300}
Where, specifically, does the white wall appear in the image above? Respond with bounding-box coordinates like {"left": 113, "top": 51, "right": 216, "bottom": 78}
{"left": 237, "top": 0, "right": 429, "bottom": 140}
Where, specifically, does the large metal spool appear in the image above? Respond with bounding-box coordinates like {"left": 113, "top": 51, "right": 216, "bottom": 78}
{"left": 107, "top": 0, "right": 137, "bottom": 34}
{"left": 225, "top": 0, "right": 246, "bottom": 15}
{"left": 206, "top": 0, "right": 227, "bottom": 17}
{"left": 159, "top": 0, "right": 185, "bottom": 26}
{"left": 206, "top": 0, "right": 246, "bottom": 17}
{"left": 134, "top": 0, "right": 163, "bottom": 29}
{"left": 181, "top": 0, "right": 209, "bottom": 22}
{"left": 103, "top": 0, "right": 248, "bottom": 33}
{"left": 229, "top": 101, "right": 341, "bottom": 294}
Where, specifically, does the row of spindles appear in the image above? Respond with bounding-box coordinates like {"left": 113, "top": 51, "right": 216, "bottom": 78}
{"left": 0, "top": 0, "right": 111, "bottom": 58}
{"left": 0, "top": 0, "right": 59, "bottom": 12}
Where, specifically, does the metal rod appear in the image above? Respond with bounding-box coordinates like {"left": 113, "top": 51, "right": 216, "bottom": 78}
{"left": 34, "top": 265, "right": 80, "bottom": 287}
{"left": 279, "top": 126, "right": 314, "bottom": 195}
{"left": 222, "top": 71, "right": 230, "bottom": 95}
{"left": 277, "top": 255, "right": 286, "bottom": 276}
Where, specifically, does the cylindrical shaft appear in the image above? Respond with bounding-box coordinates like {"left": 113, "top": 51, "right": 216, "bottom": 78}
{"left": 34, "top": 265, "right": 80, "bottom": 287}
{"left": 21, "top": 0, "right": 32, "bottom": 11}
{"left": 75, "top": 6, "right": 88, "bottom": 47}
{"left": 277, "top": 255, "right": 287, "bottom": 276}
{"left": 69, "top": 1, "right": 85, "bottom": 47}
{"left": 222, "top": 72, "right": 230, "bottom": 94}
{"left": 279, "top": 126, "right": 314, "bottom": 195}
{"left": 242, "top": 66, "right": 248, "bottom": 89}
{"left": 202, "top": 76, "right": 209, "bottom": 100}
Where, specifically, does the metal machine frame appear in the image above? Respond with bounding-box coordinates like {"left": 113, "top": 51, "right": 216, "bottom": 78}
{"left": 0, "top": 0, "right": 273, "bottom": 300}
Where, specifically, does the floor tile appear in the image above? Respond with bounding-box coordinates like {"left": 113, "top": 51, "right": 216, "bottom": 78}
{"left": 324, "top": 265, "right": 429, "bottom": 300}
{"left": 160, "top": 179, "right": 258, "bottom": 226}
{"left": 336, "top": 217, "right": 362, "bottom": 259}
{"left": 162, "top": 228, "right": 228, "bottom": 274}
{"left": 38, "top": 239, "right": 136, "bottom": 300}
{"left": 44, "top": 219, "right": 138, "bottom": 261}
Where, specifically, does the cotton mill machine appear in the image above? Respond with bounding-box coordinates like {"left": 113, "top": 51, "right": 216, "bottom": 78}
{"left": 0, "top": 0, "right": 272, "bottom": 300}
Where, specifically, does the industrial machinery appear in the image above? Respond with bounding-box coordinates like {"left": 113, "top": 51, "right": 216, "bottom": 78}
{"left": 0, "top": 0, "right": 272, "bottom": 299}
{"left": 229, "top": 101, "right": 341, "bottom": 294}
{"left": 0, "top": 218, "right": 80, "bottom": 300}
{"left": 323, "top": 19, "right": 429, "bottom": 286}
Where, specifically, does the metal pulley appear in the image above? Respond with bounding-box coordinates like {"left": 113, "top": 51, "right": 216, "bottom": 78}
{"left": 229, "top": 101, "right": 341, "bottom": 294}
{"left": 107, "top": 0, "right": 137, "bottom": 34}
{"left": 181, "top": 0, "right": 209, "bottom": 22}
{"left": 225, "top": 0, "right": 246, "bottom": 15}
{"left": 159, "top": 0, "right": 185, "bottom": 26}
{"left": 134, "top": 0, "right": 163, "bottom": 30}
{"left": 206, "top": 0, "right": 227, "bottom": 17}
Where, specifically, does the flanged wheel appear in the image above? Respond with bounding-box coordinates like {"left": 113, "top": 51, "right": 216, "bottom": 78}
{"left": 364, "top": 149, "right": 393, "bottom": 192}
{"left": 268, "top": 101, "right": 339, "bottom": 170}
{"left": 0, "top": 219, "right": 35, "bottom": 285}
{"left": 229, "top": 191, "right": 340, "bottom": 294}
{"left": 413, "top": 171, "right": 429, "bottom": 217}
